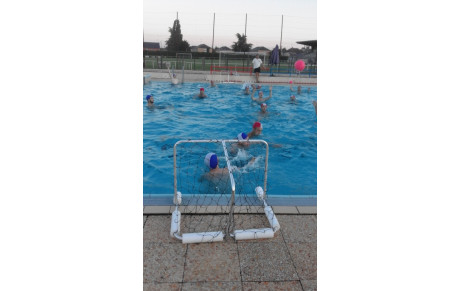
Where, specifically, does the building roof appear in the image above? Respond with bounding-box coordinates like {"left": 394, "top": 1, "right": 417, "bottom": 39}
{"left": 197, "top": 44, "right": 210, "bottom": 48}
{"left": 296, "top": 40, "right": 317, "bottom": 50}
{"left": 251, "top": 46, "right": 270, "bottom": 52}
{"left": 144, "top": 42, "right": 160, "bottom": 49}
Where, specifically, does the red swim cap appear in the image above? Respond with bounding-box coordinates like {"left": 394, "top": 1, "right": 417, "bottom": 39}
{"left": 200, "top": 88, "right": 204, "bottom": 91}
{"left": 253, "top": 121, "right": 263, "bottom": 129}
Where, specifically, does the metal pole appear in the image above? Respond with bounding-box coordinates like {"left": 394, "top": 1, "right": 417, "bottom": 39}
{"left": 212, "top": 13, "right": 215, "bottom": 50}
{"left": 211, "top": 13, "right": 215, "bottom": 69}
{"left": 279, "top": 15, "right": 283, "bottom": 73}
{"left": 245, "top": 13, "right": 247, "bottom": 36}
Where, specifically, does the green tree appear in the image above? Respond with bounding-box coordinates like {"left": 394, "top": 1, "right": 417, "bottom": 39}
{"left": 165, "top": 19, "right": 190, "bottom": 52}
{"left": 231, "top": 33, "right": 252, "bottom": 52}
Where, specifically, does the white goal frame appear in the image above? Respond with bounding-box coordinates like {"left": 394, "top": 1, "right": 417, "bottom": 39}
{"left": 170, "top": 139, "right": 280, "bottom": 244}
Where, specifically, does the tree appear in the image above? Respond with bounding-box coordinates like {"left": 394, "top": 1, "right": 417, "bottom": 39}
{"left": 165, "top": 19, "right": 190, "bottom": 52}
{"left": 231, "top": 33, "right": 252, "bottom": 52}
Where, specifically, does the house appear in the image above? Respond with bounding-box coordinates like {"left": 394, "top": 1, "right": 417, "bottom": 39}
{"left": 191, "top": 44, "right": 211, "bottom": 53}
{"left": 143, "top": 42, "right": 160, "bottom": 52}
{"left": 217, "top": 46, "right": 231, "bottom": 52}
{"left": 250, "top": 46, "right": 270, "bottom": 55}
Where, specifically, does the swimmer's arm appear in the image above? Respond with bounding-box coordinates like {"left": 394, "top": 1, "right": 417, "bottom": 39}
{"left": 250, "top": 89, "right": 257, "bottom": 101}
{"left": 264, "top": 86, "right": 273, "bottom": 101}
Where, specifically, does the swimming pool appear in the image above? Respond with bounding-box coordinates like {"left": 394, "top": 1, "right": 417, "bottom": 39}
{"left": 143, "top": 81, "right": 317, "bottom": 197}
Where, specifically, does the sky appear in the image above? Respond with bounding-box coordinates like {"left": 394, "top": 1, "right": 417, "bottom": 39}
{"left": 143, "top": 0, "right": 316, "bottom": 49}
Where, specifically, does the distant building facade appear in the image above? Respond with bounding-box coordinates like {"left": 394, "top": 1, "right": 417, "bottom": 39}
{"left": 250, "top": 46, "right": 270, "bottom": 55}
{"left": 191, "top": 44, "right": 211, "bottom": 53}
{"left": 144, "top": 42, "right": 160, "bottom": 52}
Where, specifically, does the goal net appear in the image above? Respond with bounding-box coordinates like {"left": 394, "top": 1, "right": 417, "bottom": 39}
{"left": 170, "top": 139, "right": 280, "bottom": 244}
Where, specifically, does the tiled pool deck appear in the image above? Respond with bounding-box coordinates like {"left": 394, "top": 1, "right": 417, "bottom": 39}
{"left": 143, "top": 213, "right": 317, "bottom": 291}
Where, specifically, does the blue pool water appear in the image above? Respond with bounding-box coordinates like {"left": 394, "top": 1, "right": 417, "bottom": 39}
{"left": 143, "top": 81, "right": 317, "bottom": 196}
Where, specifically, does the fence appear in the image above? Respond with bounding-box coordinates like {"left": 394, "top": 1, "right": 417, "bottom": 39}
{"left": 144, "top": 55, "right": 317, "bottom": 77}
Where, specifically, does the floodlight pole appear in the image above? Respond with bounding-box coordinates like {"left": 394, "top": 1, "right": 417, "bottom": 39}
{"left": 245, "top": 13, "right": 247, "bottom": 36}
{"left": 280, "top": 15, "right": 283, "bottom": 56}
{"left": 212, "top": 12, "right": 215, "bottom": 69}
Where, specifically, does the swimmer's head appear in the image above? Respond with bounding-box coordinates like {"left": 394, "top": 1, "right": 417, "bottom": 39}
{"left": 204, "top": 153, "right": 218, "bottom": 169}
{"left": 260, "top": 103, "right": 267, "bottom": 112}
{"left": 146, "top": 95, "right": 154, "bottom": 103}
{"left": 258, "top": 91, "right": 264, "bottom": 98}
{"left": 256, "top": 85, "right": 261, "bottom": 89}
{"left": 237, "top": 132, "right": 248, "bottom": 141}
{"left": 290, "top": 95, "right": 296, "bottom": 101}
{"left": 200, "top": 88, "right": 204, "bottom": 92}
{"left": 252, "top": 121, "right": 263, "bottom": 135}
{"left": 253, "top": 121, "right": 263, "bottom": 129}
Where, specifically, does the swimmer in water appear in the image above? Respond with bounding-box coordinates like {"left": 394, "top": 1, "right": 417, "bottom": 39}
{"left": 210, "top": 80, "right": 216, "bottom": 87}
{"left": 194, "top": 88, "right": 208, "bottom": 98}
{"left": 290, "top": 95, "right": 297, "bottom": 104}
{"left": 146, "top": 95, "right": 154, "bottom": 107}
{"left": 260, "top": 103, "right": 268, "bottom": 114}
{"left": 290, "top": 84, "right": 302, "bottom": 94}
{"left": 146, "top": 94, "right": 174, "bottom": 110}
{"left": 247, "top": 121, "right": 282, "bottom": 148}
{"left": 243, "top": 84, "right": 261, "bottom": 95}
{"left": 312, "top": 100, "right": 317, "bottom": 115}
{"left": 251, "top": 85, "right": 272, "bottom": 103}
{"left": 202, "top": 152, "right": 255, "bottom": 181}
{"left": 247, "top": 122, "right": 263, "bottom": 139}
{"left": 230, "top": 132, "right": 250, "bottom": 154}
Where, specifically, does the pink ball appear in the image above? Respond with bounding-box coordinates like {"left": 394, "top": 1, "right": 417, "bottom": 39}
{"left": 294, "top": 60, "right": 306, "bottom": 71}
{"left": 289, "top": 81, "right": 293, "bottom": 84}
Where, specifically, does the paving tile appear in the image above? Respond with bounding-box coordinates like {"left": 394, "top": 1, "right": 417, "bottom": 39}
{"left": 144, "top": 206, "right": 172, "bottom": 214}
{"left": 143, "top": 282, "right": 181, "bottom": 291}
{"left": 232, "top": 214, "right": 283, "bottom": 243}
{"left": 184, "top": 243, "right": 240, "bottom": 282}
{"left": 143, "top": 243, "right": 187, "bottom": 283}
{"left": 233, "top": 205, "right": 265, "bottom": 214}
{"left": 278, "top": 215, "right": 316, "bottom": 243}
{"left": 178, "top": 205, "right": 230, "bottom": 214}
{"left": 297, "top": 206, "right": 317, "bottom": 214}
{"left": 301, "top": 280, "right": 317, "bottom": 291}
{"left": 182, "top": 281, "right": 242, "bottom": 291}
{"left": 238, "top": 242, "right": 298, "bottom": 281}
{"left": 180, "top": 214, "right": 231, "bottom": 236}
{"left": 287, "top": 243, "right": 316, "bottom": 280}
{"left": 242, "top": 281, "right": 303, "bottom": 291}
{"left": 144, "top": 215, "right": 181, "bottom": 244}
{"left": 272, "top": 206, "right": 299, "bottom": 214}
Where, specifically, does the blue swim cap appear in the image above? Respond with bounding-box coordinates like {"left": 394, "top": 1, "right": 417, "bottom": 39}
{"left": 204, "top": 153, "right": 218, "bottom": 169}
{"left": 146, "top": 95, "right": 151, "bottom": 101}
{"left": 237, "top": 132, "right": 248, "bottom": 141}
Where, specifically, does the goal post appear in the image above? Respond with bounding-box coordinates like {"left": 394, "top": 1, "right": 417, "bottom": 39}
{"left": 170, "top": 139, "right": 280, "bottom": 244}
